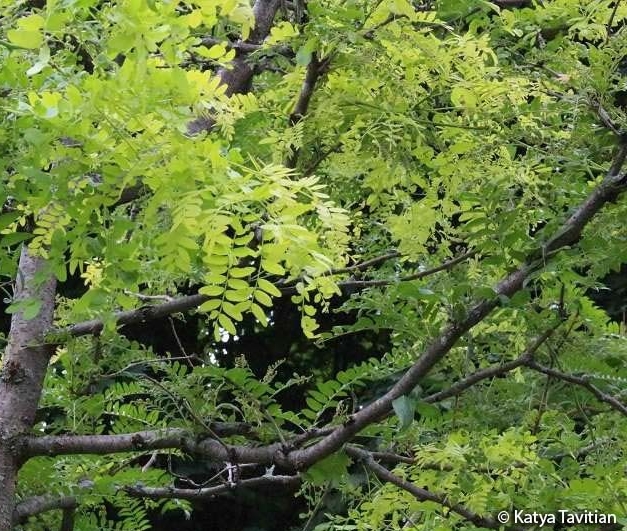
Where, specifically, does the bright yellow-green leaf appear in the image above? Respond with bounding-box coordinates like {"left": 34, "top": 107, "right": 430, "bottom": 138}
{"left": 227, "top": 278, "right": 248, "bottom": 290}
{"left": 225, "top": 289, "right": 250, "bottom": 302}
{"left": 7, "top": 29, "right": 43, "bottom": 49}
{"left": 198, "top": 44, "right": 227, "bottom": 60}
{"left": 261, "top": 261, "right": 285, "bottom": 276}
{"left": 254, "top": 290, "right": 273, "bottom": 307}
{"left": 250, "top": 303, "right": 268, "bottom": 326}
{"left": 223, "top": 301, "right": 243, "bottom": 321}
{"left": 199, "top": 285, "right": 224, "bottom": 296}
{"left": 184, "top": 9, "right": 204, "bottom": 27}
{"left": 18, "top": 14, "right": 45, "bottom": 31}
{"left": 257, "top": 278, "right": 281, "bottom": 297}
{"left": 218, "top": 313, "right": 237, "bottom": 334}
{"left": 199, "top": 299, "right": 222, "bottom": 312}
{"left": 230, "top": 267, "right": 256, "bottom": 278}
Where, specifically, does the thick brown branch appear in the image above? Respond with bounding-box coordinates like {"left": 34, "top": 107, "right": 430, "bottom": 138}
{"left": 23, "top": 425, "right": 263, "bottom": 458}
{"left": 524, "top": 361, "right": 627, "bottom": 417}
{"left": 12, "top": 495, "right": 76, "bottom": 525}
{"left": 23, "top": 425, "right": 334, "bottom": 462}
{"left": 59, "top": 294, "right": 207, "bottom": 338}
{"left": 125, "top": 474, "right": 301, "bottom": 500}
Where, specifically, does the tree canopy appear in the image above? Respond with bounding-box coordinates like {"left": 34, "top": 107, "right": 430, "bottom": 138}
{"left": 3, "top": 0, "right": 627, "bottom": 530}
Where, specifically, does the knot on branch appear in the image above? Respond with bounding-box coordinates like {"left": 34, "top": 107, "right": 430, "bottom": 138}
{"left": 0, "top": 360, "right": 26, "bottom": 385}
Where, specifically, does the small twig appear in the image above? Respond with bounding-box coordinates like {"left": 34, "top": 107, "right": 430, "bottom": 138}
{"left": 166, "top": 452, "right": 226, "bottom": 489}
{"left": 301, "top": 142, "right": 343, "bottom": 176}
{"left": 524, "top": 361, "right": 627, "bottom": 417}
{"left": 141, "top": 451, "right": 158, "bottom": 473}
{"left": 279, "top": 250, "right": 401, "bottom": 287}
{"left": 589, "top": 97, "right": 622, "bottom": 137}
{"left": 168, "top": 316, "right": 194, "bottom": 368}
{"left": 352, "top": 448, "right": 415, "bottom": 464}
{"left": 362, "top": 14, "right": 399, "bottom": 38}
{"left": 326, "top": 251, "right": 401, "bottom": 276}
{"left": 548, "top": 437, "right": 613, "bottom": 461}
{"left": 100, "top": 356, "right": 204, "bottom": 380}
{"left": 279, "top": 250, "right": 476, "bottom": 295}
{"left": 531, "top": 373, "right": 552, "bottom": 435}
{"left": 330, "top": 250, "right": 477, "bottom": 292}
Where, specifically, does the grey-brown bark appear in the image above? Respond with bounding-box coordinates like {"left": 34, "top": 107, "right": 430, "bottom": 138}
{"left": 0, "top": 248, "right": 57, "bottom": 530}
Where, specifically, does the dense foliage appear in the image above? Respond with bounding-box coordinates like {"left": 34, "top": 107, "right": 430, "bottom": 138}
{"left": 3, "top": 0, "right": 627, "bottom": 529}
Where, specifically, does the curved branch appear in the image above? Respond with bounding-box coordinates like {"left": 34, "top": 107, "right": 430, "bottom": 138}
{"left": 58, "top": 294, "right": 208, "bottom": 338}
{"left": 346, "top": 447, "right": 522, "bottom": 530}
{"left": 23, "top": 425, "right": 335, "bottom": 462}
{"left": 22, "top": 426, "right": 274, "bottom": 461}
{"left": 12, "top": 495, "right": 76, "bottom": 525}
{"left": 330, "top": 250, "right": 477, "bottom": 292}
{"left": 286, "top": 53, "right": 333, "bottom": 168}
{"left": 424, "top": 325, "right": 559, "bottom": 404}
{"left": 524, "top": 361, "right": 627, "bottom": 417}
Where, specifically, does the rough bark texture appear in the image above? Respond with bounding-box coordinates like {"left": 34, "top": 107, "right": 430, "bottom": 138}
{"left": 0, "top": 248, "right": 56, "bottom": 530}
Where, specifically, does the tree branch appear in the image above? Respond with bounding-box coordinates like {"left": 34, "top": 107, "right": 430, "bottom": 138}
{"left": 286, "top": 53, "right": 333, "bottom": 168}
{"left": 23, "top": 425, "right": 335, "bottom": 462}
{"left": 346, "top": 446, "right": 522, "bottom": 530}
{"left": 57, "top": 294, "right": 209, "bottom": 338}
{"left": 424, "top": 325, "right": 559, "bottom": 404}
{"left": 23, "top": 426, "right": 269, "bottom": 459}
{"left": 326, "top": 251, "right": 401, "bottom": 276}
{"left": 124, "top": 474, "right": 301, "bottom": 500}
{"left": 187, "top": 0, "right": 282, "bottom": 135}
{"left": 271, "top": 138, "right": 627, "bottom": 471}
{"left": 328, "top": 250, "right": 477, "bottom": 292}
{"left": 56, "top": 250, "right": 474, "bottom": 340}
{"left": 524, "top": 360, "right": 627, "bottom": 417}
{"left": 12, "top": 495, "right": 76, "bottom": 526}
{"left": 200, "top": 36, "right": 292, "bottom": 57}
